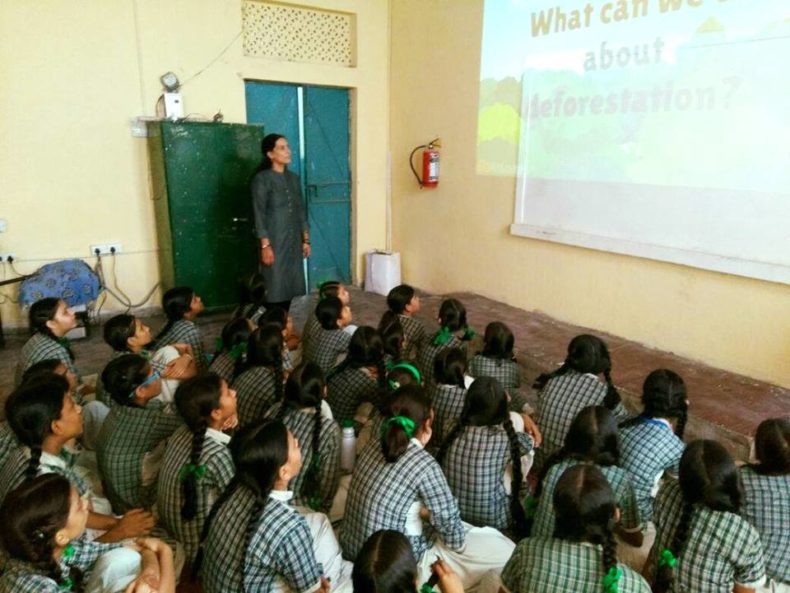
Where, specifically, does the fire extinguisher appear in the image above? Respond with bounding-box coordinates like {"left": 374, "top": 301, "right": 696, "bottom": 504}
{"left": 409, "top": 138, "right": 441, "bottom": 188}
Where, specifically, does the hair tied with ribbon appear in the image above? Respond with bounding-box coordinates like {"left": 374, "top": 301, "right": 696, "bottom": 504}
{"left": 658, "top": 548, "right": 677, "bottom": 568}
{"left": 433, "top": 326, "right": 452, "bottom": 346}
{"left": 228, "top": 342, "right": 246, "bottom": 361}
{"left": 57, "top": 337, "right": 72, "bottom": 350}
{"left": 462, "top": 325, "right": 476, "bottom": 341}
{"left": 522, "top": 494, "right": 539, "bottom": 519}
{"left": 179, "top": 463, "right": 207, "bottom": 482}
{"left": 381, "top": 415, "right": 416, "bottom": 439}
{"left": 602, "top": 566, "right": 623, "bottom": 593}
{"left": 419, "top": 584, "right": 435, "bottom": 593}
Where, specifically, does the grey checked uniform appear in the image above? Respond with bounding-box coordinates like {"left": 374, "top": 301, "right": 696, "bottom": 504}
{"left": 0, "top": 538, "right": 123, "bottom": 593}
{"left": 429, "top": 383, "right": 467, "bottom": 446}
{"left": 326, "top": 366, "right": 379, "bottom": 422}
{"left": 156, "top": 319, "right": 207, "bottom": 373}
{"left": 469, "top": 355, "right": 520, "bottom": 389}
{"left": 502, "top": 537, "right": 651, "bottom": 593}
{"left": 340, "top": 438, "right": 465, "bottom": 561}
{"left": 535, "top": 370, "right": 628, "bottom": 468}
{"left": 208, "top": 351, "right": 238, "bottom": 385}
{"left": 0, "top": 446, "right": 90, "bottom": 502}
{"left": 265, "top": 402, "right": 341, "bottom": 512}
{"left": 302, "top": 327, "right": 351, "bottom": 374}
{"left": 17, "top": 333, "right": 81, "bottom": 393}
{"left": 201, "top": 487, "right": 323, "bottom": 593}
{"left": 301, "top": 313, "right": 321, "bottom": 355}
{"left": 739, "top": 465, "right": 790, "bottom": 585}
{"left": 650, "top": 478, "right": 766, "bottom": 593}
{"left": 399, "top": 314, "right": 426, "bottom": 361}
{"left": 96, "top": 400, "right": 183, "bottom": 513}
{"left": 157, "top": 426, "right": 235, "bottom": 565}
{"left": 620, "top": 418, "right": 685, "bottom": 522}
{"left": 417, "top": 334, "right": 465, "bottom": 386}
{"left": 0, "top": 422, "right": 18, "bottom": 477}
{"left": 232, "top": 366, "right": 279, "bottom": 427}
{"left": 441, "top": 424, "right": 533, "bottom": 529}
{"left": 532, "top": 459, "right": 641, "bottom": 537}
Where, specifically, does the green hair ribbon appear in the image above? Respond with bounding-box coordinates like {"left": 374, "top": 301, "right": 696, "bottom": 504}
{"left": 228, "top": 342, "right": 246, "bottom": 361}
{"left": 306, "top": 453, "right": 322, "bottom": 511}
{"left": 432, "top": 326, "right": 452, "bottom": 346}
{"left": 179, "top": 463, "right": 207, "bottom": 481}
{"left": 62, "top": 543, "right": 75, "bottom": 559}
{"left": 214, "top": 337, "right": 224, "bottom": 352}
{"left": 658, "top": 548, "right": 677, "bottom": 568}
{"left": 381, "top": 415, "right": 417, "bottom": 438}
{"left": 522, "top": 494, "right": 539, "bottom": 519}
{"left": 602, "top": 566, "right": 623, "bottom": 593}
{"left": 419, "top": 584, "right": 435, "bottom": 593}
{"left": 462, "top": 325, "right": 476, "bottom": 340}
{"left": 58, "top": 576, "right": 74, "bottom": 592}
{"left": 57, "top": 337, "right": 72, "bottom": 350}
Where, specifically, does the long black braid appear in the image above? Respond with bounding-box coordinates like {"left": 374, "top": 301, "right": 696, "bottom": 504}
{"left": 502, "top": 415, "right": 529, "bottom": 536}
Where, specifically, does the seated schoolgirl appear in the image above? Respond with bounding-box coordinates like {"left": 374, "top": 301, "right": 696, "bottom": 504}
{"left": 386, "top": 284, "right": 425, "bottom": 361}
{"left": 0, "top": 374, "right": 155, "bottom": 543}
{"left": 533, "top": 334, "right": 628, "bottom": 471}
{"left": 0, "top": 474, "right": 175, "bottom": 593}
{"left": 97, "top": 354, "right": 183, "bottom": 514}
{"left": 208, "top": 317, "right": 253, "bottom": 384}
{"left": 353, "top": 530, "right": 464, "bottom": 593}
{"left": 303, "top": 296, "right": 354, "bottom": 374}
{"left": 302, "top": 280, "right": 352, "bottom": 353}
{"left": 619, "top": 370, "right": 687, "bottom": 529}
{"left": 232, "top": 272, "right": 268, "bottom": 324}
{"left": 259, "top": 306, "right": 299, "bottom": 370}
{"left": 340, "top": 385, "right": 515, "bottom": 590}
{"left": 158, "top": 374, "right": 237, "bottom": 567}
{"left": 326, "top": 326, "right": 386, "bottom": 423}
{"left": 739, "top": 418, "right": 790, "bottom": 590}
{"left": 438, "top": 377, "right": 534, "bottom": 535}
{"left": 529, "top": 406, "right": 642, "bottom": 556}
{"left": 469, "top": 321, "right": 529, "bottom": 413}
{"left": 198, "top": 420, "right": 352, "bottom": 593}
{"left": 501, "top": 464, "right": 651, "bottom": 593}
{"left": 648, "top": 440, "right": 767, "bottom": 593}
{"left": 231, "top": 325, "right": 284, "bottom": 426}
{"left": 265, "top": 362, "right": 340, "bottom": 513}
{"left": 378, "top": 310, "right": 406, "bottom": 366}
{"left": 417, "top": 298, "right": 474, "bottom": 385}
{"left": 103, "top": 313, "right": 197, "bottom": 404}
{"left": 154, "top": 286, "right": 208, "bottom": 373}
{"left": 429, "top": 348, "right": 469, "bottom": 446}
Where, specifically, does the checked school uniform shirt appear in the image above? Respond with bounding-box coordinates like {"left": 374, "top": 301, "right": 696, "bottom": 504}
{"left": 417, "top": 334, "right": 465, "bottom": 386}
{"left": 739, "top": 465, "right": 790, "bottom": 584}
{"left": 208, "top": 351, "right": 238, "bottom": 384}
{"left": 301, "top": 313, "right": 321, "bottom": 354}
{"left": 620, "top": 417, "right": 685, "bottom": 522}
{"left": 265, "top": 402, "right": 340, "bottom": 513}
{"left": 232, "top": 366, "right": 279, "bottom": 426}
{"left": 326, "top": 366, "right": 380, "bottom": 422}
{"left": 340, "top": 438, "right": 465, "bottom": 561}
{"left": 16, "top": 333, "right": 82, "bottom": 395}
{"left": 0, "top": 422, "right": 18, "bottom": 476}
{"left": 651, "top": 478, "right": 766, "bottom": 593}
{"left": 441, "top": 424, "right": 534, "bottom": 529}
{"left": 0, "top": 447, "right": 91, "bottom": 502}
{"left": 399, "top": 314, "right": 426, "bottom": 361}
{"left": 469, "top": 355, "right": 520, "bottom": 389}
{"left": 429, "top": 383, "right": 467, "bottom": 445}
{"left": 531, "top": 459, "right": 641, "bottom": 538}
{"left": 157, "top": 426, "right": 235, "bottom": 565}
{"left": 156, "top": 319, "right": 207, "bottom": 373}
{"left": 535, "top": 370, "right": 628, "bottom": 466}
{"left": 303, "top": 327, "right": 352, "bottom": 374}
{"left": 96, "top": 399, "right": 183, "bottom": 513}
{"left": 501, "top": 537, "right": 651, "bottom": 593}
{"left": 0, "top": 538, "right": 123, "bottom": 593}
{"left": 201, "top": 488, "right": 323, "bottom": 593}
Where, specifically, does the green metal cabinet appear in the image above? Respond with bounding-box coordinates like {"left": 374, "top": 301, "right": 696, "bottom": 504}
{"left": 147, "top": 121, "right": 265, "bottom": 309}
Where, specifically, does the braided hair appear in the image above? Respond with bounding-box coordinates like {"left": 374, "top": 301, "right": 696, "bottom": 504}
{"left": 437, "top": 377, "right": 528, "bottom": 536}
{"left": 621, "top": 369, "right": 688, "bottom": 438}
{"left": 233, "top": 272, "right": 267, "bottom": 319}
{"left": 278, "top": 363, "right": 327, "bottom": 510}
{"left": 378, "top": 310, "right": 405, "bottom": 362}
{"left": 29, "top": 298, "right": 75, "bottom": 361}
{"left": 533, "top": 334, "right": 621, "bottom": 410}
{"left": 195, "top": 420, "right": 290, "bottom": 588}
{"left": 381, "top": 386, "right": 431, "bottom": 463}
{"left": 433, "top": 347, "right": 467, "bottom": 388}
{"left": 237, "top": 325, "right": 284, "bottom": 402}
{"left": 352, "top": 530, "right": 419, "bottom": 593}
{"left": 154, "top": 286, "right": 195, "bottom": 342}
{"left": 327, "top": 326, "right": 386, "bottom": 389}
{"left": 101, "top": 354, "right": 153, "bottom": 407}
{"left": 653, "top": 440, "right": 744, "bottom": 593}
{"left": 0, "top": 474, "right": 84, "bottom": 592}
{"left": 5, "top": 375, "right": 71, "bottom": 481}
{"left": 431, "top": 298, "right": 473, "bottom": 345}
{"left": 553, "top": 464, "right": 621, "bottom": 593}
{"left": 175, "top": 374, "right": 225, "bottom": 521}
{"left": 751, "top": 417, "right": 790, "bottom": 476}
{"left": 386, "top": 285, "right": 416, "bottom": 315}
{"left": 214, "top": 318, "right": 253, "bottom": 378}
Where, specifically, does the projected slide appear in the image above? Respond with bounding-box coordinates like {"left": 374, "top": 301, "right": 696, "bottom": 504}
{"left": 478, "top": 0, "right": 790, "bottom": 283}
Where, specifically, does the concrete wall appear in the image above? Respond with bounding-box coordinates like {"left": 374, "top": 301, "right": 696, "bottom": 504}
{"left": 389, "top": 0, "right": 790, "bottom": 388}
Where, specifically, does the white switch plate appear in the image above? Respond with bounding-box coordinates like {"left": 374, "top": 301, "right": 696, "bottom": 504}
{"left": 0, "top": 219, "right": 7, "bottom": 232}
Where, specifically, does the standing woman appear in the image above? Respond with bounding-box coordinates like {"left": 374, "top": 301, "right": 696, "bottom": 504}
{"left": 252, "top": 133, "right": 311, "bottom": 312}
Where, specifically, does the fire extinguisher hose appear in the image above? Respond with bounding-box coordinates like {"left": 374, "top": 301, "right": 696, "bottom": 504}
{"left": 409, "top": 144, "right": 428, "bottom": 188}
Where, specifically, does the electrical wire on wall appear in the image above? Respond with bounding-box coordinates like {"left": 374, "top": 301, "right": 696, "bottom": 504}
{"left": 92, "top": 252, "right": 160, "bottom": 316}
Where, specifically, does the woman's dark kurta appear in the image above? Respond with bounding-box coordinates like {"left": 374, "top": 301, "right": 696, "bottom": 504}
{"left": 251, "top": 168, "right": 309, "bottom": 302}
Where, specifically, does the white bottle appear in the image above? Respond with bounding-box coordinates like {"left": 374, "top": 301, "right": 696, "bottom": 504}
{"left": 340, "top": 420, "right": 356, "bottom": 473}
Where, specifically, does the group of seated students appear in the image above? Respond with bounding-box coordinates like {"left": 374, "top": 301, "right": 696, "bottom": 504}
{"left": 1, "top": 275, "right": 788, "bottom": 593}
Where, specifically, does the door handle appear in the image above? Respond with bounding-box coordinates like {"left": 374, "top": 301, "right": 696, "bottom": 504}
{"left": 232, "top": 217, "right": 249, "bottom": 223}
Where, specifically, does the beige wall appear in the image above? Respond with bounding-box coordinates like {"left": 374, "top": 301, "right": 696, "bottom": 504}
{"left": 389, "top": 0, "right": 790, "bottom": 387}
{"left": 0, "top": 0, "right": 389, "bottom": 325}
